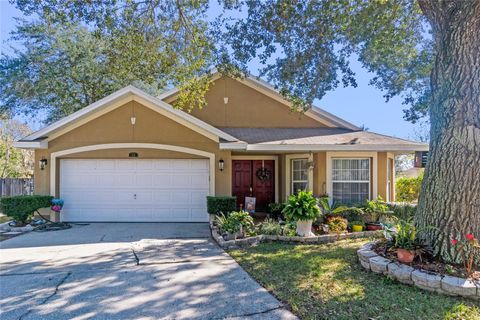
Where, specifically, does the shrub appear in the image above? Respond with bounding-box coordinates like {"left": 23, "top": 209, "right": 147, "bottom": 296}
{"left": 268, "top": 202, "right": 286, "bottom": 220}
{"left": 215, "top": 211, "right": 254, "bottom": 235}
{"left": 327, "top": 216, "right": 348, "bottom": 234}
{"left": 396, "top": 173, "right": 423, "bottom": 203}
{"left": 282, "top": 191, "right": 321, "bottom": 221}
{"left": 206, "top": 196, "right": 236, "bottom": 215}
{"left": 258, "top": 218, "right": 282, "bottom": 235}
{"left": 0, "top": 195, "right": 53, "bottom": 224}
{"left": 389, "top": 203, "right": 417, "bottom": 221}
{"left": 362, "top": 197, "right": 391, "bottom": 223}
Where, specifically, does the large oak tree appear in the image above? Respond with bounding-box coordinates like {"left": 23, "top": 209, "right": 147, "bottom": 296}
{"left": 221, "top": 0, "right": 479, "bottom": 263}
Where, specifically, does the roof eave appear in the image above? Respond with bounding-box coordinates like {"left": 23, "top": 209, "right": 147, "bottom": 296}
{"left": 220, "top": 143, "right": 428, "bottom": 152}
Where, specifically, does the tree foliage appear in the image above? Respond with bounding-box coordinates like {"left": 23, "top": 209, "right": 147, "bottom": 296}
{"left": 0, "top": 119, "right": 33, "bottom": 178}
{"left": 1, "top": 0, "right": 215, "bottom": 122}
{"left": 220, "top": 0, "right": 433, "bottom": 122}
{"left": 396, "top": 172, "right": 424, "bottom": 203}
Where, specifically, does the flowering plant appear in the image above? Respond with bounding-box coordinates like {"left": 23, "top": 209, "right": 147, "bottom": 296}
{"left": 50, "top": 198, "right": 64, "bottom": 213}
{"left": 451, "top": 233, "right": 480, "bottom": 277}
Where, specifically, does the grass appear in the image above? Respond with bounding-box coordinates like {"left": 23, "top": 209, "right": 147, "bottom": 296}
{"left": 229, "top": 239, "right": 480, "bottom": 320}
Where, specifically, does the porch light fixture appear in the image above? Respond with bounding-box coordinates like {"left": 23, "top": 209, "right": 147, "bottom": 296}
{"left": 218, "top": 159, "right": 225, "bottom": 171}
{"left": 223, "top": 97, "right": 229, "bottom": 105}
{"left": 39, "top": 157, "right": 48, "bottom": 170}
{"left": 130, "top": 116, "right": 136, "bottom": 125}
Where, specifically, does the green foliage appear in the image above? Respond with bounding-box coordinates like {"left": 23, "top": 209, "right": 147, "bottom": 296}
{"left": 396, "top": 173, "right": 424, "bottom": 202}
{"left": 362, "top": 196, "right": 391, "bottom": 223}
{"left": 318, "top": 196, "right": 364, "bottom": 221}
{"left": 282, "top": 191, "right": 321, "bottom": 222}
{"left": 206, "top": 196, "right": 236, "bottom": 215}
{"left": 389, "top": 203, "right": 417, "bottom": 221}
{"left": 257, "top": 218, "right": 283, "bottom": 236}
{"left": 0, "top": 195, "right": 53, "bottom": 223}
{"left": 2, "top": 1, "right": 214, "bottom": 122}
{"left": 349, "top": 220, "right": 365, "bottom": 227}
{"left": 388, "top": 219, "right": 434, "bottom": 251}
{"left": 268, "top": 202, "right": 286, "bottom": 220}
{"left": 327, "top": 216, "right": 348, "bottom": 234}
{"left": 222, "top": 1, "right": 433, "bottom": 122}
{"left": 215, "top": 211, "right": 254, "bottom": 235}
{"left": 0, "top": 119, "right": 33, "bottom": 178}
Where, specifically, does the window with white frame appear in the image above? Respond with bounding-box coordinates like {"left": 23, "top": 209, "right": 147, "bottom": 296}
{"left": 291, "top": 158, "right": 308, "bottom": 194}
{"left": 332, "top": 158, "right": 370, "bottom": 204}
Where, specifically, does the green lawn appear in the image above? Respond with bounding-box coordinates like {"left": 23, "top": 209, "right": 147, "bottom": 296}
{"left": 229, "top": 239, "right": 480, "bottom": 320}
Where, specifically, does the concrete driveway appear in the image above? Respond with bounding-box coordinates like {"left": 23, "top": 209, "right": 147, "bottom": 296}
{"left": 0, "top": 223, "right": 296, "bottom": 320}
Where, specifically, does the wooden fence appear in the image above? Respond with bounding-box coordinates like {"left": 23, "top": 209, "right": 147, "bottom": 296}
{"left": 0, "top": 178, "right": 34, "bottom": 197}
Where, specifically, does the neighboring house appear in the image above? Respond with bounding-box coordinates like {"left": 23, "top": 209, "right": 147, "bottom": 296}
{"left": 397, "top": 167, "right": 424, "bottom": 179}
{"left": 14, "top": 73, "right": 428, "bottom": 222}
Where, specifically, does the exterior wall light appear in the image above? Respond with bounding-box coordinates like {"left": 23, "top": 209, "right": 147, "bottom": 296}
{"left": 131, "top": 116, "right": 136, "bottom": 125}
{"left": 218, "top": 159, "right": 225, "bottom": 171}
{"left": 223, "top": 97, "right": 229, "bottom": 105}
{"left": 39, "top": 158, "right": 48, "bottom": 170}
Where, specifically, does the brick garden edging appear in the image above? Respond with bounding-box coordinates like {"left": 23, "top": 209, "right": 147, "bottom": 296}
{"left": 357, "top": 242, "right": 480, "bottom": 300}
{"left": 210, "top": 224, "right": 383, "bottom": 250}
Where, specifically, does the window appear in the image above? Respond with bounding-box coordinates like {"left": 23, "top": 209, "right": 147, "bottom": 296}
{"left": 291, "top": 158, "right": 308, "bottom": 193}
{"left": 332, "top": 158, "right": 370, "bottom": 204}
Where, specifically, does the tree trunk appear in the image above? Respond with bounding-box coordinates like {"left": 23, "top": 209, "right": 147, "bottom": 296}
{"left": 415, "top": 1, "right": 480, "bottom": 263}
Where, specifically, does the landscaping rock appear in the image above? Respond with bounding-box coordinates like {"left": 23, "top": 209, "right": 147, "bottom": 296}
{"left": 357, "top": 249, "right": 378, "bottom": 270}
{"left": 305, "top": 236, "right": 319, "bottom": 243}
{"left": 387, "top": 262, "right": 414, "bottom": 284}
{"left": 277, "top": 236, "right": 290, "bottom": 241}
{"left": 369, "top": 256, "right": 391, "bottom": 274}
{"left": 441, "top": 276, "right": 478, "bottom": 297}
{"left": 411, "top": 270, "right": 443, "bottom": 292}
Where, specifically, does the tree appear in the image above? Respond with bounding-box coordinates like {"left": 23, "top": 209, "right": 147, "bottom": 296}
{"left": 1, "top": 0, "right": 215, "bottom": 123}
{"left": 220, "top": 0, "right": 479, "bottom": 263}
{"left": 0, "top": 119, "right": 33, "bottom": 178}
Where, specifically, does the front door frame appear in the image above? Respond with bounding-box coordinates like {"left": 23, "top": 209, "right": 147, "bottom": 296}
{"left": 231, "top": 155, "right": 279, "bottom": 203}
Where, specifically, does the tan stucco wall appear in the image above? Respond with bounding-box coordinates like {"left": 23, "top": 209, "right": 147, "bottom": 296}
{"left": 313, "top": 152, "right": 327, "bottom": 196}
{"left": 35, "top": 101, "right": 232, "bottom": 197}
{"left": 187, "top": 77, "right": 323, "bottom": 128}
{"left": 377, "top": 152, "right": 388, "bottom": 200}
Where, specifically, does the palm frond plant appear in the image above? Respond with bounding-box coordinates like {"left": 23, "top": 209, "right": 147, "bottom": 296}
{"left": 318, "top": 196, "right": 364, "bottom": 221}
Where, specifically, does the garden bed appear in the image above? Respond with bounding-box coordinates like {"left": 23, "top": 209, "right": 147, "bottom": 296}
{"left": 211, "top": 224, "right": 382, "bottom": 249}
{"left": 358, "top": 242, "right": 480, "bottom": 300}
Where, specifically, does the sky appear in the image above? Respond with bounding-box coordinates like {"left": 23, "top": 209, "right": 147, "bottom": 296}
{"left": 0, "top": 0, "right": 424, "bottom": 140}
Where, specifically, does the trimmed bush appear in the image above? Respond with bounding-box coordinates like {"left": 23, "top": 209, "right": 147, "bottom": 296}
{"left": 389, "top": 203, "right": 417, "bottom": 221}
{"left": 0, "top": 195, "right": 53, "bottom": 223}
{"left": 206, "top": 196, "right": 237, "bottom": 215}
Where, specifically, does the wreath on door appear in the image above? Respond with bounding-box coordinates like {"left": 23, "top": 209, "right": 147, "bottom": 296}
{"left": 256, "top": 167, "right": 271, "bottom": 182}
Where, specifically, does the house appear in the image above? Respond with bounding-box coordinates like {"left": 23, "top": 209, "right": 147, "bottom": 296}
{"left": 14, "top": 72, "right": 428, "bottom": 222}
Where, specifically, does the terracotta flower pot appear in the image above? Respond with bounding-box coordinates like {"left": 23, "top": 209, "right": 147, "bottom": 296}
{"left": 396, "top": 248, "right": 415, "bottom": 263}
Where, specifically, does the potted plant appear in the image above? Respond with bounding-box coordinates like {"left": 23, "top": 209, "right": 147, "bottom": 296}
{"left": 349, "top": 220, "right": 365, "bottom": 232}
{"left": 327, "top": 216, "right": 348, "bottom": 235}
{"left": 362, "top": 197, "right": 392, "bottom": 231}
{"left": 282, "top": 191, "right": 321, "bottom": 237}
{"left": 390, "top": 220, "right": 430, "bottom": 263}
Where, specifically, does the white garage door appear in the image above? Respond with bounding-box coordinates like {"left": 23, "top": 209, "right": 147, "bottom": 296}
{"left": 59, "top": 159, "right": 210, "bottom": 222}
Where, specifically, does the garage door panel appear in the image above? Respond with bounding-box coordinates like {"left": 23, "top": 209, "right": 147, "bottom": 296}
{"left": 60, "top": 159, "right": 209, "bottom": 222}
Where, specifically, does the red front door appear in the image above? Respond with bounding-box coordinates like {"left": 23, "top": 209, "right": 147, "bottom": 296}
{"left": 232, "top": 160, "right": 275, "bottom": 212}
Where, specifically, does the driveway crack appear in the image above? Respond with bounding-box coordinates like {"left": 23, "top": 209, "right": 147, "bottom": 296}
{"left": 18, "top": 272, "right": 72, "bottom": 320}
{"left": 131, "top": 249, "right": 140, "bottom": 265}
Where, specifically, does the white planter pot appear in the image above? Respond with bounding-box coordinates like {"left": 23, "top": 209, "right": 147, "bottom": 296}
{"left": 296, "top": 220, "right": 315, "bottom": 237}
